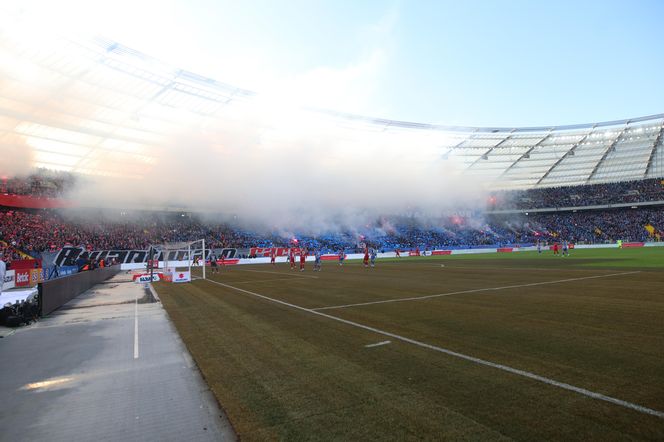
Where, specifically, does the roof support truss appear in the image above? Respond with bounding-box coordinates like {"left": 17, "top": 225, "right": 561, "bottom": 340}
{"left": 586, "top": 123, "right": 629, "bottom": 182}
{"left": 498, "top": 130, "right": 553, "bottom": 178}
{"left": 644, "top": 123, "right": 664, "bottom": 178}
{"left": 536, "top": 125, "right": 597, "bottom": 185}
{"left": 466, "top": 130, "right": 516, "bottom": 170}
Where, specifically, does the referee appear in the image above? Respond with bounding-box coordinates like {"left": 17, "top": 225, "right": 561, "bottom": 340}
{"left": 210, "top": 252, "right": 220, "bottom": 273}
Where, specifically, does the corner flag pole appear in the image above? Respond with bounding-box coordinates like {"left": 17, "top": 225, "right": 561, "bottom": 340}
{"left": 202, "top": 239, "right": 206, "bottom": 280}
{"left": 149, "top": 246, "right": 154, "bottom": 281}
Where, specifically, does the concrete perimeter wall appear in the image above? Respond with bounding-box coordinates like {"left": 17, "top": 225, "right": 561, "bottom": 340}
{"left": 39, "top": 265, "right": 121, "bottom": 315}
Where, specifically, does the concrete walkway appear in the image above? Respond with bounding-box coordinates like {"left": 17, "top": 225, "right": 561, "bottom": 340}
{"left": 0, "top": 273, "right": 235, "bottom": 441}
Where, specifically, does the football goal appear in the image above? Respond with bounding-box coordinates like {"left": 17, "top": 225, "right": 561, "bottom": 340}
{"left": 148, "top": 239, "right": 207, "bottom": 282}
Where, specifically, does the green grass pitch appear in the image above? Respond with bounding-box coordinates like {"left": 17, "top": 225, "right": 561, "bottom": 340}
{"left": 155, "top": 247, "right": 664, "bottom": 440}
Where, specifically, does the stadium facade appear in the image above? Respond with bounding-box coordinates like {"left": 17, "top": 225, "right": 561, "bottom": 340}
{"left": 1, "top": 18, "right": 663, "bottom": 189}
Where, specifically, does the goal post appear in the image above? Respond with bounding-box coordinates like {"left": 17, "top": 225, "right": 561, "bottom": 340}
{"left": 152, "top": 239, "right": 207, "bottom": 282}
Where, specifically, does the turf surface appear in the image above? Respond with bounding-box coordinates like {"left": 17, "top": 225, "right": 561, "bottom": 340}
{"left": 155, "top": 247, "right": 664, "bottom": 440}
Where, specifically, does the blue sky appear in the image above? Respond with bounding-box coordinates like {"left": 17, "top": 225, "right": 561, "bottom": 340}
{"left": 13, "top": 0, "right": 664, "bottom": 126}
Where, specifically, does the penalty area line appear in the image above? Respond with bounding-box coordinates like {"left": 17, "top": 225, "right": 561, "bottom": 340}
{"left": 430, "top": 264, "right": 633, "bottom": 273}
{"left": 312, "top": 271, "right": 641, "bottom": 311}
{"left": 231, "top": 277, "right": 314, "bottom": 285}
{"left": 204, "top": 277, "right": 663, "bottom": 420}
{"left": 234, "top": 269, "right": 319, "bottom": 279}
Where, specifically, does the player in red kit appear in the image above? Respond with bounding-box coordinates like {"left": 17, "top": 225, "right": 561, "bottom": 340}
{"left": 553, "top": 243, "right": 559, "bottom": 255}
{"left": 363, "top": 246, "right": 369, "bottom": 267}
{"left": 395, "top": 249, "right": 401, "bottom": 257}
{"left": 289, "top": 248, "right": 296, "bottom": 270}
{"left": 270, "top": 248, "right": 276, "bottom": 265}
{"left": 299, "top": 248, "right": 307, "bottom": 271}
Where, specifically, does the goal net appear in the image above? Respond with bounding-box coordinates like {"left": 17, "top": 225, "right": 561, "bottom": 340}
{"left": 149, "top": 239, "right": 207, "bottom": 282}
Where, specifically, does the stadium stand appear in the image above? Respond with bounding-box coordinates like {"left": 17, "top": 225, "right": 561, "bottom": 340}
{"left": 1, "top": 170, "right": 75, "bottom": 198}
{"left": 1, "top": 167, "right": 661, "bottom": 259}
{"left": 490, "top": 178, "right": 664, "bottom": 209}
{"left": 1, "top": 204, "right": 662, "bottom": 260}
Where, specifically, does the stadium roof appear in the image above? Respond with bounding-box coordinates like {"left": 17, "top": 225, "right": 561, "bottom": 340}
{"left": 1, "top": 18, "right": 663, "bottom": 189}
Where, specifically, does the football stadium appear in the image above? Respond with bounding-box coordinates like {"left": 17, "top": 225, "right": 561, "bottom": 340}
{"left": 1, "top": 3, "right": 663, "bottom": 441}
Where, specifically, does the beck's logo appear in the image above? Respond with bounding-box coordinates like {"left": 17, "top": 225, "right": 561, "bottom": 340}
{"left": 16, "top": 272, "right": 29, "bottom": 283}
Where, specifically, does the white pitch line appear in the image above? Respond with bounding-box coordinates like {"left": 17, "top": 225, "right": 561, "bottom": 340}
{"left": 312, "top": 271, "right": 641, "bottom": 311}
{"left": 431, "top": 264, "right": 626, "bottom": 272}
{"left": 204, "top": 277, "right": 664, "bottom": 420}
{"left": 133, "top": 292, "right": 139, "bottom": 359}
{"left": 232, "top": 277, "right": 313, "bottom": 285}
{"left": 234, "top": 269, "right": 319, "bottom": 279}
{"left": 147, "top": 283, "right": 160, "bottom": 302}
{"left": 365, "top": 340, "right": 391, "bottom": 348}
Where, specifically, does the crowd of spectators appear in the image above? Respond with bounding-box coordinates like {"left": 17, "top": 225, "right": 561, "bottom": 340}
{"left": 494, "top": 208, "right": 664, "bottom": 244}
{"left": 1, "top": 169, "right": 76, "bottom": 198}
{"left": 1, "top": 207, "right": 662, "bottom": 261}
{"left": 0, "top": 241, "right": 23, "bottom": 262}
{"left": 3, "top": 170, "right": 663, "bottom": 211}
{"left": 0, "top": 210, "right": 257, "bottom": 255}
{"left": 1, "top": 170, "right": 663, "bottom": 258}
{"left": 490, "top": 178, "right": 664, "bottom": 210}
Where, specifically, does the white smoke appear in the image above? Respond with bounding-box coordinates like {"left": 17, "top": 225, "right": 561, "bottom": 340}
{"left": 0, "top": 5, "right": 490, "bottom": 235}
{"left": 0, "top": 139, "right": 34, "bottom": 178}
{"left": 63, "top": 99, "right": 487, "bottom": 233}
